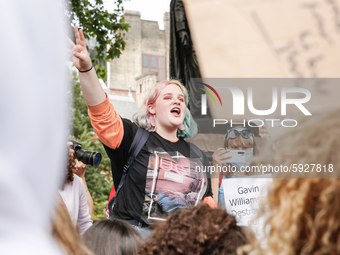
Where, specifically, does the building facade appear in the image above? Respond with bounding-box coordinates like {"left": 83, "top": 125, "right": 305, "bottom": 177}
{"left": 108, "top": 11, "right": 170, "bottom": 106}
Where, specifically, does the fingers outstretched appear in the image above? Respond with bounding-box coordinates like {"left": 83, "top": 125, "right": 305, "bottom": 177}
{"left": 79, "top": 29, "right": 87, "bottom": 47}
{"left": 71, "top": 26, "right": 92, "bottom": 71}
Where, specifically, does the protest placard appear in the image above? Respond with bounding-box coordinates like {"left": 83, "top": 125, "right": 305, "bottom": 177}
{"left": 183, "top": 0, "right": 340, "bottom": 120}
{"left": 222, "top": 174, "right": 272, "bottom": 236}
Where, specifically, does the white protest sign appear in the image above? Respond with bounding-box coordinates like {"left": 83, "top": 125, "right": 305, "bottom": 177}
{"left": 222, "top": 174, "right": 272, "bottom": 236}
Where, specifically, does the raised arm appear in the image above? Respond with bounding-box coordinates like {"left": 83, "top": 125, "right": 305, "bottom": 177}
{"left": 70, "top": 26, "right": 124, "bottom": 149}
{"left": 70, "top": 26, "right": 105, "bottom": 105}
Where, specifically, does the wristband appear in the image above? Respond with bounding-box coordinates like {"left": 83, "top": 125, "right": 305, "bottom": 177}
{"left": 79, "top": 66, "right": 93, "bottom": 73}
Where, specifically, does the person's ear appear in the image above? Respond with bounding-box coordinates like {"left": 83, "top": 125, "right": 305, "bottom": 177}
{"left": 148, "top": 105, "right": 156, "bottom": 114}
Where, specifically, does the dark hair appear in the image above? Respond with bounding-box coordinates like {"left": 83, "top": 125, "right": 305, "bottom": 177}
{"left": 65, "top": 149, "right": 75, "bottom": 184}
{"left": 82, "top": 219, "right": 143, "bottom": 255}
{"left": 138, "top": 204, "right": 248, "bottom": 255}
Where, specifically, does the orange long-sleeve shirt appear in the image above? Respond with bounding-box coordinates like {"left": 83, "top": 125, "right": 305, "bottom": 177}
{"left": 87, "top": 94, "right": 124, "bottom": 149}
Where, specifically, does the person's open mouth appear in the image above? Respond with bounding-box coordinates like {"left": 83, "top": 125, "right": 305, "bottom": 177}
{"left": 170, "top": 107, "right": 181, "bottom": 117}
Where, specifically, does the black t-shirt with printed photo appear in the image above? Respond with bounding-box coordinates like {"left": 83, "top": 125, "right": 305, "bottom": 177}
{"left": 104, "top": 118, "right": 213, "bottom": 224}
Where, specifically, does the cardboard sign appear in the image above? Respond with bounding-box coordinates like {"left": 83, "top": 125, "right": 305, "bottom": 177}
{"left": 222, "top": 174, "right": 272, "bottom": 236}
{"left": 184, "top": 0, "right": 340, "bottom": 78}
{"left": 183, "top": 0, "right": 340, "bottom": 120}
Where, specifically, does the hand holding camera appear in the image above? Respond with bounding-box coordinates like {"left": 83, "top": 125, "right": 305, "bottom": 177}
{"left": 73, "top": 160, "right": 87, "bottom": 179}
{"left": 69, "top": 140, "right": 102, "bottom": 167}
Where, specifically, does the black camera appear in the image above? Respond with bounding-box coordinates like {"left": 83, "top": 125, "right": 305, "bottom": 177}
{"left": 69, "top": 139, "right": 102, "bottom": 167}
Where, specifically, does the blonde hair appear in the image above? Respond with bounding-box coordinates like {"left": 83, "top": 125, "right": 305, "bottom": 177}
{"left": 52, "top": 195, "right": 93, "bottom": 255}
{"left": 240, "top": 108, "right": 340, "bottom": 255}
{"left": 224, "top": 127, "right": 258, "bottom": 155}
{"left": 133, "top": 80, "right": 197, "bottom": 138}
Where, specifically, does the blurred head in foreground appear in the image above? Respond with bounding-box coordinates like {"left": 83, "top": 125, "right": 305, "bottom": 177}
{"left": 52, "top": 196, "right": 93, "bottom": 255}
{"left": 82, "top": 219, "right": 143, "bottom": 255}
{"left": 241, "top": 109, "right": 340, "bottom": 255}
{"left": 139, "top": 204, "right": 248, "bottom": 255}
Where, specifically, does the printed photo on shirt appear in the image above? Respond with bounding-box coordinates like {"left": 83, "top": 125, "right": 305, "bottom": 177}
{"left": 142, "top": 148, "right": 207, "bottom": 223}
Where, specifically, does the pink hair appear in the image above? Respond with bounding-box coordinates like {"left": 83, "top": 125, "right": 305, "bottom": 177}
{"left": 133, "top": 80, "right": 188, "bottom": 132}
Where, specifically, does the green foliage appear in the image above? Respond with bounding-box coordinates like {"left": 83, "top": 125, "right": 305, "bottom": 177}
{"left": 64, "top": 0, "right": 129, "bottom": 218}
{"left": 64, "top": 0, "right": 130, "bottom": 80}
{"left": 71, "top": 71, "right": 112, "bottom": 220}
{"left": 94, "top": 64, "right": 107, "bottom": 80}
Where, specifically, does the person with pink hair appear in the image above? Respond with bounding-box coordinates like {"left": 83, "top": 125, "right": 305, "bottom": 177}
{"left": 69, "top": 26, "right": 215, "bottom": 240}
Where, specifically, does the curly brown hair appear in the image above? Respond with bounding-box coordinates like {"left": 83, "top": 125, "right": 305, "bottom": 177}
{"left": 138, "top": 204, "right": 248, "bottom": 255}
{"left": 241, "top": 178, "right": 340, "bottom": 255}
{"left": 240, "top": 109, "right": 340, "bottom": 255}
{"left": 66, "top": 149, "right": 76, "bottom": 184}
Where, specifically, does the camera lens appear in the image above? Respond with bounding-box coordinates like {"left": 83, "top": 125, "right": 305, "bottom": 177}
{"left": 75, "top": 149, "right": 102, "bottom": 167}
{"left": 91, "top": 152, "right": 102, "bottom": 167}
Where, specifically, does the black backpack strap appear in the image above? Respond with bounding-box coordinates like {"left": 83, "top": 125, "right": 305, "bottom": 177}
{"left": 108, "top": 127, "right": 150, "bottom": 217}
{"left": 188, "top": 142, "right": 204, "bottom": 163}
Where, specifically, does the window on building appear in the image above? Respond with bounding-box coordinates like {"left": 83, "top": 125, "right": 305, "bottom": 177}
{"left": 151, "top": 56, "right": 157, "bottom": 68}
{"left": 142, "top": 55, "right": 149, "bottom": 67}
{"left": 142, "top": 54, "right": 167, "bottom": 82}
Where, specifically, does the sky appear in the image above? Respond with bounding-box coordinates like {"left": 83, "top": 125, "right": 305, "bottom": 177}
{"left": 105, "top": 0, "right": 171, "bottom": 30}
